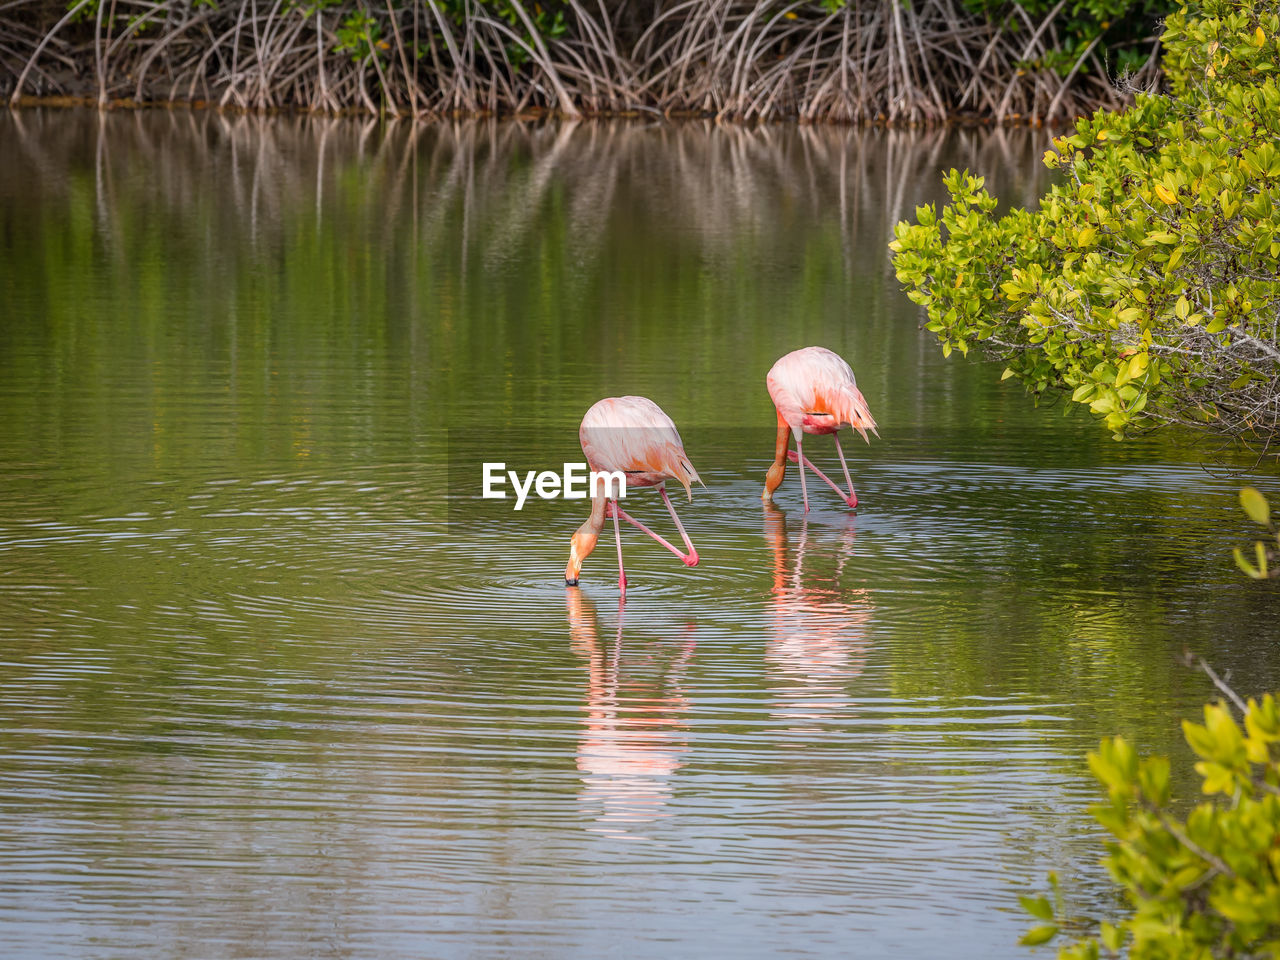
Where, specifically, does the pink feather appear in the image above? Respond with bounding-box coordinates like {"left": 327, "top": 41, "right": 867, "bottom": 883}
{"left": 579, "top": 396, "right": 700, "bottom": 498}
{"left": 766, "top": 346, "right": 878, "bottom": 442}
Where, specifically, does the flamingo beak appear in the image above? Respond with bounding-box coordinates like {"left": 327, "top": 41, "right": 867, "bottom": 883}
{"left": 565, "top": 533, "right": 590, "bottom": 586}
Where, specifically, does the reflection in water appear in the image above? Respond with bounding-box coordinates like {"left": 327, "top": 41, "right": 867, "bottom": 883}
{"left": 7, "top": 110, "right": 1280, "bottom": 960}
{"left": 566, "top": 591, "right": 695, "bottom": 838}
{"left": 0, "top": 109, "right": 1059, "bottom": 458}
{"left": 0, "top": 109, "right": 1054, "bottom": 285}
{"left": 764, "top": 504, "right": 873, "bottom": 727}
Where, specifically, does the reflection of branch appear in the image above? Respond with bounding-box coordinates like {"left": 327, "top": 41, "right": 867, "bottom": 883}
{"left": 1, "top": 116, "right": 1053, "bottom": 365}
{"left": 0, "top": 114, "right": 1057, "bottom": 437}
{"left": 1182, "top": 651, "right": 1249, "bottom": 715}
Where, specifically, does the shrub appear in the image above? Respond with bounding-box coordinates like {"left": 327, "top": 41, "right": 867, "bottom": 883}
{"left": 891, "top": 0, "right": 1280, "bottom": 444}
{"left": 1020, "top": 682, "right": 1280, "bottom": 958}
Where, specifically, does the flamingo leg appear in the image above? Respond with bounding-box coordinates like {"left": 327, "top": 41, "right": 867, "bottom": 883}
{"left": 833, "top": 434, "right": 858, "bottom": 508}
{"left": 795, "top": 434, "right": 810, "bottom": 513}
{"left": 613, "top": 504, "right": 697, "bottom": 566}
{"left": 787, "top": 448, "right": 855, "bottom": 508}
{"left": 610, "top": 499, "right": 627, "bottom": 592}
{"left": 659, "top": 484, "right": 699, "bottom": 566}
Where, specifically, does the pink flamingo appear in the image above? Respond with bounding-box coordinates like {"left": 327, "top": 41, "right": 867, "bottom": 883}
{"left": 565, "top": 396, "right": 700, "bottom": 592}
{"left": 762, "top": 346, "right": 878, "bottom": 512}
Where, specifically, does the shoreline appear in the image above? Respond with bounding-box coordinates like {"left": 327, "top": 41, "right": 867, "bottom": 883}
{"left": 1, "top": 0, "right": 1165, "bottom": 128}
{"left": 6, "top": 94, "right": 1073, "bottom": 128}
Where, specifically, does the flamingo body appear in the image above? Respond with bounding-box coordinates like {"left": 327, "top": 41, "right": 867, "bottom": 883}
{"left": 567, "top": 396, "right": 700, "bottom": 590}
{"left": 766, "top": 346, "right": 877, "bottom": 441}
{"left": 763, "top": 347, "right": 877, "bottom": 511}
{"left": 580, "top": 396, "right": 699, "bottom": 495}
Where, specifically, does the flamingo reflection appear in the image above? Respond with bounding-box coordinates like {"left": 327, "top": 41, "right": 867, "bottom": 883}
{"left": 764, "top": 503, "right": 874, "bottom": 727}
{"left": 566, "top": 590, "right": 695, "bottom": 838}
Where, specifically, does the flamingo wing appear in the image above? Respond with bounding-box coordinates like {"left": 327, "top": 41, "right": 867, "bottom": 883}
{"left": 767, "top": 346, "right": 878, "bottom": 441}
{"left": 580, "top": 396, "right": 700, "bottom": 497}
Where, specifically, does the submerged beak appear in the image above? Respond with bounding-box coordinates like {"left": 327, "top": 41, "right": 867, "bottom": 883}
{"left": 565, "top": 527, "right": 597, "bottom": 586}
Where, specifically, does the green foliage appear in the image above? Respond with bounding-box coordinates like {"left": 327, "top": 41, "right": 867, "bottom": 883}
{"left": 1024, "top": 694, "right": 1280, "bottom": 958}
{"left": 287, "top": 0, "right": 337, "bottom": 16}
{"left": 1235, "top": 487, "right": 1278, "bottom": 578}
{"left": 334, "top": 9, "right": 385, "bottom": 63}
{"left": 437, "top": 0, "right": 567, "bottom": 69}
{"left": 66, "top": 0, "right": 171, "bottom": 30}
{"left": 325, "top": 0, "right": 565, "bottom": 71}
{"left": 891, "top": 0, "right": 1280, "bottom": 444}
{"left": 67, "top": 0, "right": 99, "bottom": 23}
{"left": 962, "top": 0, "right": 1175, "bottom": 79}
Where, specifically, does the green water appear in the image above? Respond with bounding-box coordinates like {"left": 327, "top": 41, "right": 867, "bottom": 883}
{"left": 1, "top": 110, "right": 1277, "bottom": 959}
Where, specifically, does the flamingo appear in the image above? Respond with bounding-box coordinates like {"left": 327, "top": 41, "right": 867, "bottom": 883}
{"left": 565, "top": 396, "right": 701, "bottom": 592}
{"left": 762, "top": 346, "right": 878, "bottom": 512}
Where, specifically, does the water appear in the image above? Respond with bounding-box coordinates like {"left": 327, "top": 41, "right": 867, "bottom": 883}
{"left": 1, "top": 111, "right": 1278, "bottom": 959}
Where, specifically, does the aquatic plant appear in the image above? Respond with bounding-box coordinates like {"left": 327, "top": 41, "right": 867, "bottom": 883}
{"left": 1, "top": 0, "right": 1169, "bottom": 122}
{"left": 891, "top": 0, "right": 1280, "bottom": 446}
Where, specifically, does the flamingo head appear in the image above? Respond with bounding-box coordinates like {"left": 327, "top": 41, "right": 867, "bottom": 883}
{"left": 565, "top": 527, "right": 598, "bottom": 586}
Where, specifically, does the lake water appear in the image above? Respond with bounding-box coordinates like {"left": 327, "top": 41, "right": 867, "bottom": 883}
{"left": 1, "top": 110, "right": 1278, "bottom": 959}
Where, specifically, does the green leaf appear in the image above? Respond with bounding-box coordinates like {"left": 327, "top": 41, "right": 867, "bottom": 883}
{"left": 1019, "top": 895, "right": 1054, "bottom": 921}
{"left": 1240, "top": 487, "right": 1271, "bottom": 526}
{"left": 1100, "top": 921, "right": 1124, "bottom": 952}
{"left": 1183, "top": 719, "right": 1217, "bottom": 757}
{"left": 1234, "top": 546, "right": 1263, "bottom": 579}
{"left": 1019, "top": 924, "right": 1059, "bottom": 947}
{"left": 1137, "top": 755, "right": 1171, "bottom": 805}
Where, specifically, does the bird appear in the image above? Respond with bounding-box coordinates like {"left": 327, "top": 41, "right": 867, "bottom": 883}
{"left": 762, "top": 346, "right": 878, "bottom": 512}
{"left": 565, "top": 396, "right": 701, "bottom": 592}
